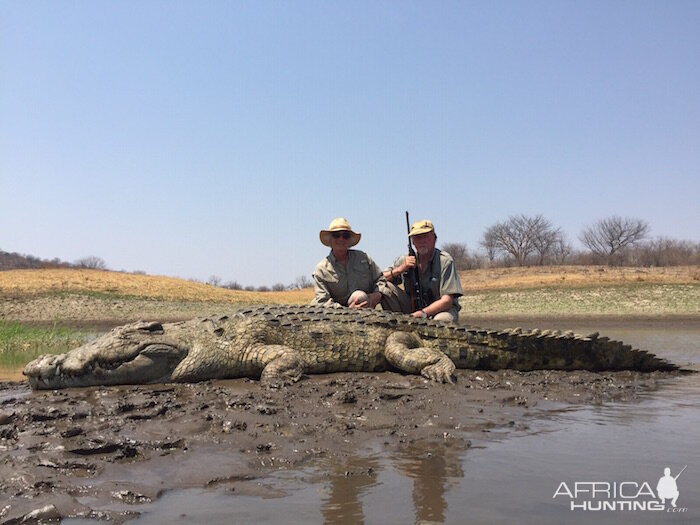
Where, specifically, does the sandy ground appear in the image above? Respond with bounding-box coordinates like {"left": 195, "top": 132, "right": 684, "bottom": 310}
{"left": 0, "top": 367, "right": 681, "bottom": 524}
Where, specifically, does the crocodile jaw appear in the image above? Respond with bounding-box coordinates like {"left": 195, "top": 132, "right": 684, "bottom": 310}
{"left": 23, "top": 342, "right": 189, "bottom": 390}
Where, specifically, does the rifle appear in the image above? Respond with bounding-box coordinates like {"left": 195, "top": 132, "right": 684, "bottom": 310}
{"left": 674, "top": 465, "right": 687, "bottom": 480}
{"left": 405, "top": 211, "right": 425, "bottom": 312}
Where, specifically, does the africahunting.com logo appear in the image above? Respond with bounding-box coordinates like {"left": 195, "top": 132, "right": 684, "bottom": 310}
{"left": 553, "top": 466, "right": 688, "bottom": 512}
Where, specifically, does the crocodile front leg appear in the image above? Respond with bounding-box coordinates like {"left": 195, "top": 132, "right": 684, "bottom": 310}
{"left": 171, "top": 340, "right": 304, "bottom": 386}
{"left": 255, "top": 345, "right": 305, "bottom": 387}
{"left": 384, "top": 332, "right": 456, "bottom": 383}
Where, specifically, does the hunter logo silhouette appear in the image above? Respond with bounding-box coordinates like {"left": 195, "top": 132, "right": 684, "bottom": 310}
{"left": 656, "top": 465, "right": 686, "bottom": 508}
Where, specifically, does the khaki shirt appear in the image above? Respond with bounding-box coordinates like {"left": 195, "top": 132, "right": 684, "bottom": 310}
{"left": 312, "top": 249, "right": 390, "bottom": 307}
{"left": 390, "top": 249, "right": 462, "bottom": 311}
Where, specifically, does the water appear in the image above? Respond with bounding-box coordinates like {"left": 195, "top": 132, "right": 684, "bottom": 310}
{"left": 0, "top": 365, "right": 25, "bottom": 381}
{"left": 450, "top": 373, "right": 700, "bottom": 524}
{"left": 85, "top": 320, "right": 697, "bottom": 524}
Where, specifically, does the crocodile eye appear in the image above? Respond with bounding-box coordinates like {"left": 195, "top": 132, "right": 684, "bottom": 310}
{"left": 138, "top": 322, "right": 164, "bottom": 333}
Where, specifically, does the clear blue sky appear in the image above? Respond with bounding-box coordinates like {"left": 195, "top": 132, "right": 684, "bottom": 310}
{"left": 2, "top": 1, "right": 699, "bottom": 286}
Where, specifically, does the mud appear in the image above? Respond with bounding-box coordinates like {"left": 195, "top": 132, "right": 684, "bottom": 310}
{"left": 0, "top": 368, "right": 678, "bottom": 524}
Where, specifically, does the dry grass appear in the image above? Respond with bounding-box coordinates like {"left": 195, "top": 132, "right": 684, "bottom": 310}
{"left": 0, "top": 266, "right": 698, "bottom": 321}
{"left": 457, "top": 265, "right": 700, "bottom": 316}
{"left": 0, "top": 269, "right": 314, "bottom": 304}
{"left": 458, "top": 265, "right": 700, "bottom": 292}
{"left": 460, "top": 284, "right": 700, "bottom": 316}
{"left": 3, "top": 266, "right": 698, "bottom": 298}
{"left": 1, "top": 266, "right": 698, "bottom": 304}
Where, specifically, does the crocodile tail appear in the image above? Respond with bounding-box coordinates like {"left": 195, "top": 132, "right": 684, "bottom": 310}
{"left": 441, "top": 328, "right": 678, "bottom": 372}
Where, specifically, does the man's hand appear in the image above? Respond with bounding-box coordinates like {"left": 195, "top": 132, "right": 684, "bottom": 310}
{"left": 349, "top": 292, "right": 382, "bottom": 309}
{"left": 348, "top": 297, "right": 367, "bottom": 309}
{"left": 402, "top": 255, "right": 416, "bottom": 271}
{"left": 410, "top": 295, "right": 453, "bottom": 318}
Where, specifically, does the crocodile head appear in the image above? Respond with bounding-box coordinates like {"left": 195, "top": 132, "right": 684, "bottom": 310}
{"left": 23, "top": 321, "right": 189, "bottom": 390}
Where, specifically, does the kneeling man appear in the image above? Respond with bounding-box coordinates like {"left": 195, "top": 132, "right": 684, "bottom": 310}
{"left": 383, "top": 219, "right": 463, "bottom": 322}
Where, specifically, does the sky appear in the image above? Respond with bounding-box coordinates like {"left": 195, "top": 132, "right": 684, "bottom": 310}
{"left": 1, "top": 1, "right": 699, "bottom": 287}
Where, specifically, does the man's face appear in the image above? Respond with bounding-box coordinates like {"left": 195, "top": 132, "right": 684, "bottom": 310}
{"left": 411, "top": 231, "right": 436, "bottom": 257}
{"left": 330, "top": 230, "right": 352, "bottom": 252}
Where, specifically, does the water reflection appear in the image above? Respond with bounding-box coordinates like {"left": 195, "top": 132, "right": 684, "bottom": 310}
{"left": 321, "top": 456, "right": 380, "bottom": 524}
{"left": 318, "top": 441, "right": 468, "bottom": 524}
{"left": 391, "top": 442, "right": 465, "bottom": 524}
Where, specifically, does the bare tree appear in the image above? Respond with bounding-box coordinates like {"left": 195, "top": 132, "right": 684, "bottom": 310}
{"left": 440, "top": 242, "right": 469, "bottom": 270}
{"left": 550, "top": 236, "right": 573, "bottom": 264}
{"left": 579, "top": 216, "right": 650, "bottom": 265}
{"left": 207, "top": 275, "right": 222, "bottom": 286}
{"left": 75, "top": 256, "right": 107, "bottom": 270}
{"left": 271, "top": 283, "right": 287, "bottom": 292}
{"left": 632, "top": 237, "right": 700, "bottom": 267}
{"left": 293, "top": 275, "right": 313, "bottom": 289}
{"left": 479, "top": 230, "right": 498, "bottom": 264}
{"left": 441, "top": 242, "right": 484, "bottom": 270}
{"left": 531, "top": 225, "right": 567, "bottom": 265}
{"left": 481, "top": 214, "right": 560, "bottom": 266}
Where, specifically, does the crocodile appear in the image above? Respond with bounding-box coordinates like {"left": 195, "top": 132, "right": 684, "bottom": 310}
{"left": 23, "top": 304, "right": 677, "bottom": 390}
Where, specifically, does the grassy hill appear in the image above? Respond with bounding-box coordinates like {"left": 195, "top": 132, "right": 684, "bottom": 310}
{"left": 458, "top": 265, "right": 700, "bottom": 318}
{"left": 1, "top": 266, "right": 698, "bottom": 370}
{"left": 0, "top": 265, "right": 698, "bottom": 323}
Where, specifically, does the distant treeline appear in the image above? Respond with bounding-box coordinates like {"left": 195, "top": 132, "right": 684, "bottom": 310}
{"left": 445, "top": 214, "right": 700, "bottom": 270}
{"left": 0, "top": 251, "right": 107, "bottom": 271}
{"left": 202, "top": 274, "right": 312, "bottom": 292}
{"left": 444, "top": 239, "right": 700, "bottom": 271}
{"left": 4, "top": 213, "right": 699, "bottom": 291}
{"left": 0, "top": 249, "right": 305, "bottom": 292}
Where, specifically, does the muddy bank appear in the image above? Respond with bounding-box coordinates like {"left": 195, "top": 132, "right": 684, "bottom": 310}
{"left": 0, "top": 368, "right": 680, "bottom": 524}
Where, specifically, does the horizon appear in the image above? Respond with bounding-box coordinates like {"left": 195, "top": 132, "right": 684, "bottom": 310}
{"left": 2, "top": 2, "right": 699, "bottom": 286}
{"left": 1, "top": 238, "right": 697, "bottom": 290}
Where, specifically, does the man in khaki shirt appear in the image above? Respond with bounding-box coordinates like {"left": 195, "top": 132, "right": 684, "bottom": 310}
{"left": 383, "top": 219, "right": 463, "bottom": 322}
{"left": 311, "top": 218, "right": 390, "bottom": 308}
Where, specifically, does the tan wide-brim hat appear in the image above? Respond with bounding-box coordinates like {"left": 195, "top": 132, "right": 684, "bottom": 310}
{"left": 319, "top": 217, "right": 361, "bottom": 247}
{"left": 409, "top": 219, "right": 435, "bottom": 237}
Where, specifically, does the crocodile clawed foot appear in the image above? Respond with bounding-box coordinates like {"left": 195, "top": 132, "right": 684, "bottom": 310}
{"left": 260, "top": 367, "right": 304, "bottom": 389}
{"left": 421, "top": 359, "right": 456, "bottom": 384}
{"left": 260, "top": 350, "right": 305, "bottom": 388}
{"left": 261, "top": 373, "right": 306, "bottom": 389}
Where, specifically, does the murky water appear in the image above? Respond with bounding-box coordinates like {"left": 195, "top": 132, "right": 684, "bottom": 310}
{"left": 0, "top": 366, "right": 25, "bottom": 381}
{"left": 62, "top": 320, "right": 693, "bottom": 525}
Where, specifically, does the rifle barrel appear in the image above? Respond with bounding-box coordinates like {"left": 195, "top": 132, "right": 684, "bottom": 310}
{"left": 404, "top": 210, "right": 424, "bottom": 311}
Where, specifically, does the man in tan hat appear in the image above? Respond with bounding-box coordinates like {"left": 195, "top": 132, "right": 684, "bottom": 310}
{"left": 382, "top": 219, "right": 463, "bottom": 322}
{"left": 311, "top": 218, "right": 390, "bottom": 308}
